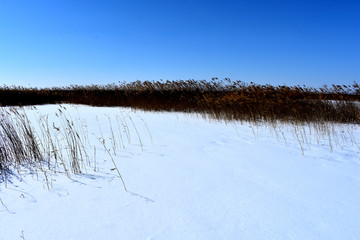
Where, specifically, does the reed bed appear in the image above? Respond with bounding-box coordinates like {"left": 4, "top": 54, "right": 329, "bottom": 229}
{"left": 0, "top": 79, "right": 359, "bottom": 124}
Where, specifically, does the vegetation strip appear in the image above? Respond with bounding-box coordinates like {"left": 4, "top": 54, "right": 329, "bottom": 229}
{"left": 0, "top": 79, "right": 359, "bottom": 124}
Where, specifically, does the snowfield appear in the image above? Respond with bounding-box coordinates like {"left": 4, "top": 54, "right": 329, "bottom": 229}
{"left": 1, "top": 104, "right": 360, "bottom": 240}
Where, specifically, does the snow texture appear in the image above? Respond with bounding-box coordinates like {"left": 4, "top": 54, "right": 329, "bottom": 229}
{"left": 1, "top": 104, "right": 360, "bottom": 240}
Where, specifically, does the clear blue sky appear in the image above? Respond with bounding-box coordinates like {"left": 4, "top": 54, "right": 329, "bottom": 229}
{"left": 0, "top": 0, "right": 359, "bottom": 87}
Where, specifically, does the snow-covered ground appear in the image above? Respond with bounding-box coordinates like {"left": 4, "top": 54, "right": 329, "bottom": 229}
{"left": 1, "top": 104, "right": 360, "bottom": 240}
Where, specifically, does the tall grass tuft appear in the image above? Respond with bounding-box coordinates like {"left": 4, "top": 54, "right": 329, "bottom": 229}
{"left": 0, "top": 106, "right": 147, "bottom": 188}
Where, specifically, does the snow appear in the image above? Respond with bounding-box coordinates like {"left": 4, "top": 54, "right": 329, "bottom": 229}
{"left": 1, "top": 104, "right": 360, "bottom": 240}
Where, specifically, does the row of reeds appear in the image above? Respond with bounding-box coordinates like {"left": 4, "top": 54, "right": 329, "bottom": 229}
{"left": 1, "top": 79, "right": 359, "bottom": 124}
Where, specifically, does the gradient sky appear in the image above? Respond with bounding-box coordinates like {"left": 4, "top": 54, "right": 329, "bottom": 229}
{"left": 0, "top": 0, "right": 359, "bottom": 87}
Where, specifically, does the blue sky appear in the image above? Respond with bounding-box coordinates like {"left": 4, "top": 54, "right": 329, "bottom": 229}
{"left": 0, "top": 0, "right": 359, "bottom": 87}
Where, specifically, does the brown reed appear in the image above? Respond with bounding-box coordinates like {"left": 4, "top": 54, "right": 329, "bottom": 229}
{"left": 1, "top": 79, "right": 358, "bottom": 124}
